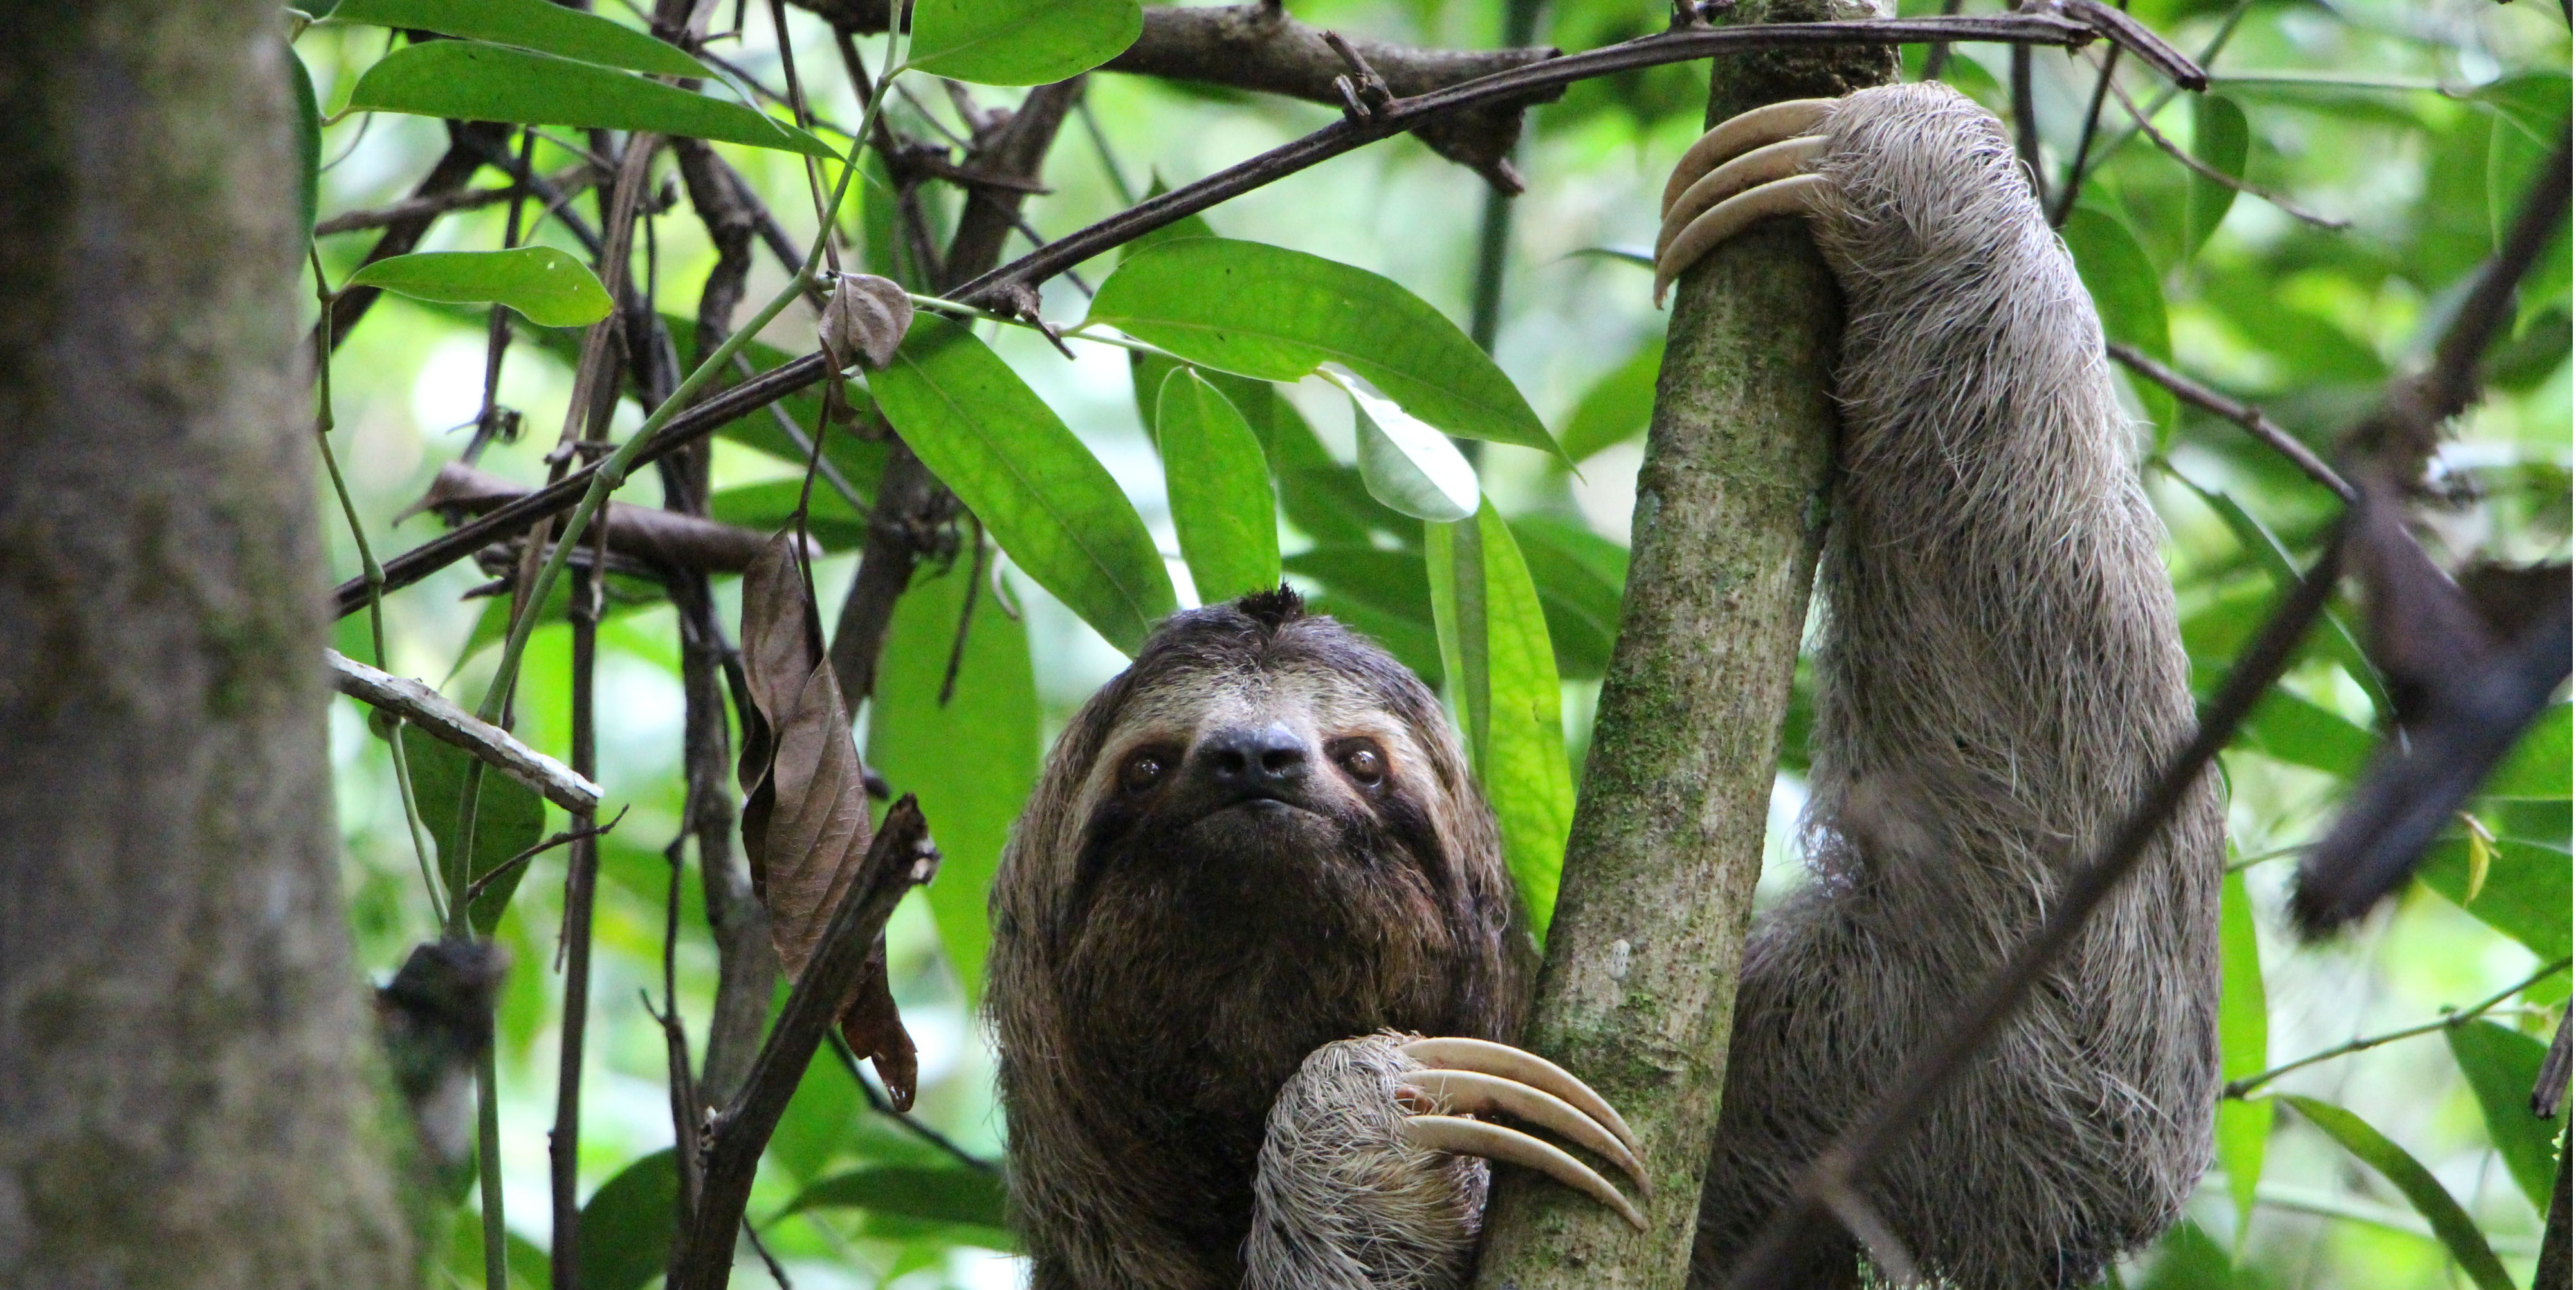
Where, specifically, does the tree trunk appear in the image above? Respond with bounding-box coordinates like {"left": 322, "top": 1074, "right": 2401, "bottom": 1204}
{"left": 1469, "top": 6, "right": 1890, "bottom": 1286}
{"left": 0, "top": 6, "right": 420, "bottom": 1287}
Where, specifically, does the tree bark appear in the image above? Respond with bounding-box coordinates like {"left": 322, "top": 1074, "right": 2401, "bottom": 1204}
{"left": 0, "top": 6, "right": 419, "bottom": 1287}
{"left": 1468, "top": 5, "right": 1890, "bottom": 1287}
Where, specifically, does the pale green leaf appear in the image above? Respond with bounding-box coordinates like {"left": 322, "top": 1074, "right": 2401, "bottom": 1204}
{"left": 2281, "top": 1096, "right": 2516, "bottom": 1290}
{"left": 331, "top": 0, "right": 706, "bottom": 77}
{"left": 2483, "top": 703, "right": 2570, "bottom": 799}
{"left": 347, "top": 247, "right": 612, "bottom": 327}
{"left": 345, "top": 40, "right": 835, "bottom": 157}
{"left": 394, "top": 726, "right": 544, "bottom": 935}
{"left": 1347, "top": 378, "right": 1479, "bottom": 523}
{"left": 2186, "top": 95, "right": 2249, "bottom": 259}
{"left": 908, "top": 0, "right": 1143, "bottom": 86}
{"left": 1156, "top": 367, "right": 1281, "bottom": 604}
{"left": 2216, "top": 868, "right": 2269, "bottom": 1239}
{"left": 2444, "top": 1019, "right": 2558, "bottom": 1214}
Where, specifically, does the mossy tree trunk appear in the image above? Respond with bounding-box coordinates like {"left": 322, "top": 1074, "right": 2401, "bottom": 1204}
{"left": 0, "top": 6, "right": 421, "bottom": 1286}
{"left": 1470, "top": 6, "right": 1891, "bottom": 1287}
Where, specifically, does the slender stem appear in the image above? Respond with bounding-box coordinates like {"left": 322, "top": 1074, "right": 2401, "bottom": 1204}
{"left": 2227, "top": 957, "right": 2572, "bottom": 1098}
{"left": 2052, "top": 44, "right": 2119, "bottom": 226}
{"left": 1918, "top": 0, "right": 1964, "bottom": 80}
{"left": 2011, "top": 41, "right": 2047, "bottom": 210}
{"left": 479, "top": 1039, "right": 507, "bottom": 1290}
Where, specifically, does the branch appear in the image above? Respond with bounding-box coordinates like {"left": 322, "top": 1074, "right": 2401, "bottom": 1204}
{"left": 2225, "top": 956, "right": 2570, "bottom": 1098}
{"left": 2103, "top": 70, "right": 2350, "bottom": 231}
{"left": 2106, "top": 341, "right": 2355, "bottom": 501}
{"left": 313, "top": 165, "right": 601, "bottom": 237}
{"left": 324, "top": 649, "right": 602, "bottom": 813}
{"left": 404, "top": 461, "right": 805, "bottom": 575}
{"left": 667, "top": 797, "right": 938, "bottom": 1290}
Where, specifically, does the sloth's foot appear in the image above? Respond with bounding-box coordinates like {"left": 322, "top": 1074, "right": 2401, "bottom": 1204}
{"left": 1652, "top": 97, "right": 1838, "bottom": 307}
{"left": 1393, "top": 1035, "right": 1650, "bottom": 1226}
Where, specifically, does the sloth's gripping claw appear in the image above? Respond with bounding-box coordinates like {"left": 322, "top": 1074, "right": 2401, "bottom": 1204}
{"left": 1652, "top": 97, "right": 1838, "bottom": 307}
{"left": 1396, "top": 1036, "right": 1651, "bottom": 1229}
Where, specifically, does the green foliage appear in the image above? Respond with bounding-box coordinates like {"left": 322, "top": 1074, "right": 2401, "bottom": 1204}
{"left": 2280, "top": 1096, "right": 2516, "bottom": 1290}
{"left": 394, "top": 726, "right": 543, "bottom": 935}
{"left": 330, "top": 0, "right": 708, "bottom": 77}
{"left": 347, "top": 248, "right": 612, "bottom": 327}
{"left": 2185, "top": 95, "right": 2249, "bottom": 260}
{"left": 1156, "top": 368, "right": 1282, "bottom": 602}
{"left": 2416, "top": 836, "right": 2571, "bottom": 961}
{"left": 778, "top": 1165, "right": 1011, "bottom": 1241}
{"left": 2216, "top": 869, "right": 2269, "bottom": 1238}
{"left": 289, "top": 50, "right": 321, "bottom": 238}
{"left": 1558, "top": 338, "right": 1663, "bottom": 465}
{"left": 344, "top": 41, "right": 835, "bottom": 156}
{"left": 2061, "top": 204, "right": 2177, "bottom": 430}
{"left": 577, "top": 1148, "right": 679, "bottom": 1290}
{"left": 907, "top": 0, "right": 1143, "bottom": 86}
{"left": 2443, "top": 1020, "right": 2558, "bottom": 1213}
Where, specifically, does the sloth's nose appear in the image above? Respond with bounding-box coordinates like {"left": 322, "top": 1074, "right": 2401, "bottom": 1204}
{"left": 1197, "top": 724, "right": 1311, "bottom": 796}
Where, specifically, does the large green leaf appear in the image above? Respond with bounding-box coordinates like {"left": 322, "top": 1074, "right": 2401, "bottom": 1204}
{"left": 2444, "top": 1019, "right": 2558, "bottom": 1214}
{"left": 331, "top": 0, "right": 706, "bottom": 77}
{"left": 1425, "top": 500, "right": 1573, "bottom": 936}
{"left": 395, "top": 726, "right": 544, "bottom": 934}
{"left": 2280, "top": 1096, "right": 2516, "bottom": 1290}
{"left": 708, "top": 479, "right": 871, "bottom": 552}
{"left": 578, "top": 1148, "right": 679, "bottom": 1290}
{"left": 347, "top": 247, "right": 612, "bottom": 327}
{"left": 1349, "top": 382, "right": 1480, "bottom": 522}
{"left": 1088, "top": 238, "right": 1558, "bottom": 456}
{"left": 908, "top": 0, "right": 1143, "bottom": 86}
{"left": 2062, "top": 205, "right": 2176, "bottom": 430}
{"left": 870, "top": 313, "right": 1176, "bottom": 654}
{"left": 2418, "top": 836, "right": 2571, "bottom": 961}
{"left": 2186, "top": 94, "right": 2249, "bottom": 259}
{"left": 2237, "top": 687, "right": 2375, "bottom": 779}
{"left": 867, "top": 555, "right": 1039, "bottom": 1006}
{"left": 1284, "top": 546, "right": 1444, "bottom": 686}
{"left": 780, "top": 1165, "right": 1012, "bottom": 1245}
{"left": 1558, "top": 338, "right": 1663, "bottom": 465}
{"left": 345, "top": 40, "right": 834, "bottom": 157}
{"left": 2215, "top": 868, "right": 2269, "bottom": 1240}
{"left": 2483, "top": 703, "right": 2570, "bottom": 798}
{"left": 289, "top": 50, "right": 321, "bottom": 238}
{"left": 1506, "top": 514, "right": 1628, "bottom": 683}
{"left": 1156, "top": 369, "right": 1281, "bottom": 604}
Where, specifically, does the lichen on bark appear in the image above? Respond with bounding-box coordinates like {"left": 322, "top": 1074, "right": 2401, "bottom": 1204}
{"left": 1468, "top": 5, "right": 1892, "bottom": 1287}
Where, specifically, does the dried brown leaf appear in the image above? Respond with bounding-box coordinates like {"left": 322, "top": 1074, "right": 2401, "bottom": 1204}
{"left": 821, "top": 272, "right": 914, "bottom": 371}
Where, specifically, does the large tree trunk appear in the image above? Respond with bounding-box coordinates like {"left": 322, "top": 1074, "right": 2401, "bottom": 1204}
{"left": 1469, "top": 4, "right": 1892, "bottom": 1286}
{"left": 0, "top": 6, "right": 419, "bottom": 1287}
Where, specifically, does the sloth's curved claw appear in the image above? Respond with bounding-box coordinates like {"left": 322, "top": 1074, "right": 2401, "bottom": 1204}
{"left": 1400, "top": 1035, "right": 1641, "bottom": 1152}
{"left": 1652, "top": 95, "right": 1841, "bottom": 308}
{"left": 1659, "top": 98, "right": 1835, "bottom": 216}
{"left": 1400, "top": 1115, "right": 1650, "bottom": 1231}
{"left": 1399, "top": 1067, "right": 1652, "bottom": 1195}
{"left": 1652, "top": 174, "right": 1832, "bottom": 307}
{"left": 1657, "top": 136, "right": 1831, "bottom": 261}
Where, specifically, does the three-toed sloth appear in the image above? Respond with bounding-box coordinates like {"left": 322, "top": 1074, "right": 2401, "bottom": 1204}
{"left": 986, "top": 82, "right": 2223, "bottom": 1290}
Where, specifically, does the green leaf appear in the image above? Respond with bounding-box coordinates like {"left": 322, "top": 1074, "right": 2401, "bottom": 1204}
{"left": 578, "top": 1148, "right": 679, "bottom": 1290}
{"left": 2216, "top": 868, "right": 2269, "bottom": 1240}
{"left": 780, "top": 1164, "right": 1011, "bottom": 1235}
{"left": 1284, "top": 546, "right": 1444, "bottom": 686}
{"left": 2238, "top": 687, "right": 2375, "bottom": 779}
{"left": 345, "top": 41, "right": 834, "bottom": 157}
{"left": 445, "top": 1211, "right": 551, "bottom": 1289}
{"left": 866, "top": 555, "right": 1039, "bottom": 1006}
{"left": 2444, "top": 1019, "right": 2558, "bottom": 1214}
{"left": 1506, "top": 514, "right": 1628, "bottom": 683}
{"left": 289, "top": 50, "right": 321, "bottom": 238}
{"left": 2418, "top": 836, "right": 2571, "bottom": 961}
{"left": 908, "top": 0, "right": 1142, "bottom": 86}
{"left": 2187, "top": 480, "right": 2393, "bottom": 723}
{"left": 1156, "top": 368, "right": 1282, "bottom": 604}
{"left": 2061, "top": 205, "right": 2176, "bottom": 429}
{"left": 2483, "top": 703, "right": 2570, "bottom": 799}
{"left": 396, "top": 726, "right": 544, "bottom": 934}
{"left": 1425, "top": 500, "right": 1573, "bottom": 936}
{"left": 708, "top": 479, "right": 872, "bottom": 551}
{"left": 871, "top": 313, "right": 1177, "bottom": 654}
{"left": 1088, "top": 238, "right": 1559, "bottom": 456}
{"left": 331, "top": 0, "right": 706, "bottom": 77}
{"left": 2186, "top": 95, "right": 2249, "bottom": 259}
{"left": 1559, "top": 338, "right": 1663, "bottom": 465}
{"left": 2280, "top": 1096, "right": 2516, "bottom": 1290}
{"left": 1349, "top": 382, "right": 1480, "bottom": 522}
{"left": 346, "top": 248, "right": 612, "bottom": 327}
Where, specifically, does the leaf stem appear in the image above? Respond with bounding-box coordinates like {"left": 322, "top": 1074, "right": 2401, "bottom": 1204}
{"left": 2227, "top": 957, "right": 2573, "bottom": 1098}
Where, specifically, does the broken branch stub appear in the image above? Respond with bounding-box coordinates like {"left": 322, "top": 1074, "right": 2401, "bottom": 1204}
{"left": 736, "top": 533, "right": 919, "bottom": 1105}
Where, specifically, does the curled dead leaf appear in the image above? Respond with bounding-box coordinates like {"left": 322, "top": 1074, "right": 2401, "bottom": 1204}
{"left": 821, "top": 272, "right": 914, "bottom": 371}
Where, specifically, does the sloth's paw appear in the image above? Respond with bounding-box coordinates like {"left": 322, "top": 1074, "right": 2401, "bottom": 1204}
{"left": 1652, "top": 97, "right": 1838, "bottom": 307}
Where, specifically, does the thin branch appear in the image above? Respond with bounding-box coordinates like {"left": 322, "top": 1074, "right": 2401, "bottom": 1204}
{"left": 2103, "top": 71, "right": 2350, "bottom": 230}
{"left": 324, "top": 649, "right": 603, "bottom": 812}
{"left": 2225, "top": 957, "right": 2571, "bottom": 1098}
{"left": 2106, "top": 341, "right": 2355, "bottom": 501}
{"left": 313, "top": 165, "right": 603, "bottom": 236}
{"left": 2011, "top": 41, "right": 2047, "bottom": 210}
{"left": 462, "top": 810, "right": 630, "bottom": 907}
{"left": 2052, "top": 44, "right": 2120, "bottom": 226}
{"left": 2411, "top": 132, "right": 2573, "bottom": 439}
{"left": 827, "top": 1030, "right": 1002, "bottom": 1174}
{"left": 1917, "top": 0, "right": 1964, "bottom": 81}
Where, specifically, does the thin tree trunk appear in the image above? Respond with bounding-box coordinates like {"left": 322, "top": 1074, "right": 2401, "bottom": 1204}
{"left": 0, "top": 6, "right": 420, "bottom": 1287}
{"left": 1470, "top": 5, "right": 1890, "bottom": 1286}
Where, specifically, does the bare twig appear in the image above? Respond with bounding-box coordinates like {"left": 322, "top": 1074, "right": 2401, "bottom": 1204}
{"left": 406, "top": 462, "right": 804, "bottom": 574}
{"left": 827, "top": 1031, "right": 1002, "bottom": 1174}
{"left": 2052, "top": 44, "right": 2120, "bottom": 226}
{"left": 325, "top": 650, "right": 601, "bottom": 812}
{"left": 461, "top": 810, "right": 628, "bottom": 908}
{"left": 2106, "top": 342, "right": 2355, "bottom": 500}
{"left": 2011, "top": 41, "right": 2047, "bottom": 209}
{"left": 2225, "top": 957, "right": 2570, "bottom": 1098}
{"left": 2537, "top": 1008, "right": 2571, "bottom": 1118}
{"left": 313, "top": 165, "right": 603, "bottom": 236}
{"left": 2104, "top": 72, "right": 2350, "bottom": 230}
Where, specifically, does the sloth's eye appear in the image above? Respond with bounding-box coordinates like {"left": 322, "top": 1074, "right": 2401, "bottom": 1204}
{"left": 1336, "top": 742, "right": 1385, "bottom": 788}
{"left": 1120, "top": 751, "right": 1166, "bottom": 794}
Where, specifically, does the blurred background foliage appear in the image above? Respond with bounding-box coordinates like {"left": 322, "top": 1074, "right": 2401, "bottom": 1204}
{"left": 294, "top": 0, "right": 2568, "bottom": 1285}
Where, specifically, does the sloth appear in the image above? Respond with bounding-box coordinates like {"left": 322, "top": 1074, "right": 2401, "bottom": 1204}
{"left": 985, "top": 81, "right": 2222, "bottom": 1290}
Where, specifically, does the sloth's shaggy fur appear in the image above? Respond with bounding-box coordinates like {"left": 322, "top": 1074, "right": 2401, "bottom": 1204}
{"left": 986, "top": 82, "right": 2221, "bottom": 1290}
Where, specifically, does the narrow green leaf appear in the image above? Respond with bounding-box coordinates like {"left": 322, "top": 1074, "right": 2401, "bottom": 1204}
{"left": 347, "top": 247, "right": 612, "bottom": 327}
{"left": 289, "top": 50, "right": 321, "bottom": 238}
{"left": 2418, "top": 836, "right": 2572, "bottom": 961}
{"left": 396, "top": 727, "right": 544, "bottom": 934}
{"left": 2238, "top": 687, "right": 2376, "bottom": 779}
{"left": 871, "top": 313, "right": 1177, "bottom": 654}
{"left": 2280, "top": 1096, "right": 2516, "bottom": 1290}
{"left": 867, "top": 555, "right": 1039, "bottom": 1006}
{"left": 1157, "top": 368, "right": 1281, "bottom": 604}
{"left": 1088, "top": 238, "right": 1559, "bottom": 456}
{"left": 2189, "top": 480, "right": 2394, "bottom": 722}
{"left": 1506, "top": 515, "right": 1628, "bottom": 683}
{"left": 331, "top": 0, "right": 706, "bottom": 77}
{"left": 709, "top": 479, "right": 871, "bottom": 551}
{"left": 1349, "top": 381, "right": 1480, "bottom": 522}
{"left": 781, "top": 1164, "right": 1011, "bottom": 1232}
{"left": 2216, "top": 869, "right": 2270, "bottom": 1239}
{"left": 2061, "top": 205, "right": 2176, "bottom": 429}
{"left": 1283, "top": 546, "right": 1444, "bottom": 686}
{"left": 1269, "top": 410, "right": 1412, "bottom": 547}
{"left": 2483, "top": 702, "right": 2570, "bottom": 798}
{"left": 1559, "top": 338, "right": 1663, "bottom": 465}
{"left": 2186, "top": 95, "right": 2250, "bottom": 259}
{"left": 1425, "top": 500, "right": 1573, "bottom": 935}
{"left": 578, "top": 1148, "right": 679, "bottom": 1290}
{"left": 2445, "top": 1019, "right": 2559, "bottom": 1213}
{"left": 908, "top": 0, "right": 1143, "bottom": 86}
{"left": 345, "top": 41, "right": 834, "bottom": 157}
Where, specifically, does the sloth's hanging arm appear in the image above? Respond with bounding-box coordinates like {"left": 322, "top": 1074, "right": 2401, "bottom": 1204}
{"left": 1466, "top": 4, "right": 1892, "bottom": 1287}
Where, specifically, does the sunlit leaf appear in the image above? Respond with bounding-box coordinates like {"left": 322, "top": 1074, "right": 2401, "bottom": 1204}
{"left": 331, "top": 0, "right": 707, "bottom": 77}
{"left": 868, "top": 555, "right": 1039, "bottom": 1007}
{"left": 1558, "top": 338, "right": 1663, "bottom": 465}
{"left": 394, "top": 726, "right": 544, "bottom": 935}
{"left": 1426, "top": 500, "right": 1572, "bottom": 935}
{"left": 2062, "top": 205, "right": 2176, "bottom": 430}
{"left": 1347, "top": 378, "right": 1480, "bottom": 523}
{"left": 2444, "top": 1019, "right": 2558, "bottom": 1214}
{"left": 2215, "top": 868, "right": 2269, "bottom": 1240}
{"left": 346, "top": 247, "right": 612, "bottom": 327}
{"left": 780, "top": 1164, "right": 1011, "bottom": 1235}
{"left": 908, "top": 0, "right": 1143, "bottom": 86}
{"left": 2418, "top": 836, "right": 2571, "bottom": 960}
{"left": 345, "top": 40, "right": 835, "bottom": 156}
{"left": 871, "top": 313, "right": 1177, "bottom": 654}
{"left": 1088, "top": 238, "right": 1559, "bottom": 456}
{"left": 2188, "top": 479, "right": 2393, "bottom": 722}
{"left": 2237, "top": 687, "right": 2375, "bottom": 779}
{"left": 578, "top": 1148, "right": 679, "bottom": 1290}
{"left": 2186, "top": 95, "right": 2249, "bottom": 259}
{"left": 1155, "top": 369, "right": 1281, "bottom": 604}
{"left": 2280, "top": 1096, "right": 2516, "bottom": 1290}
